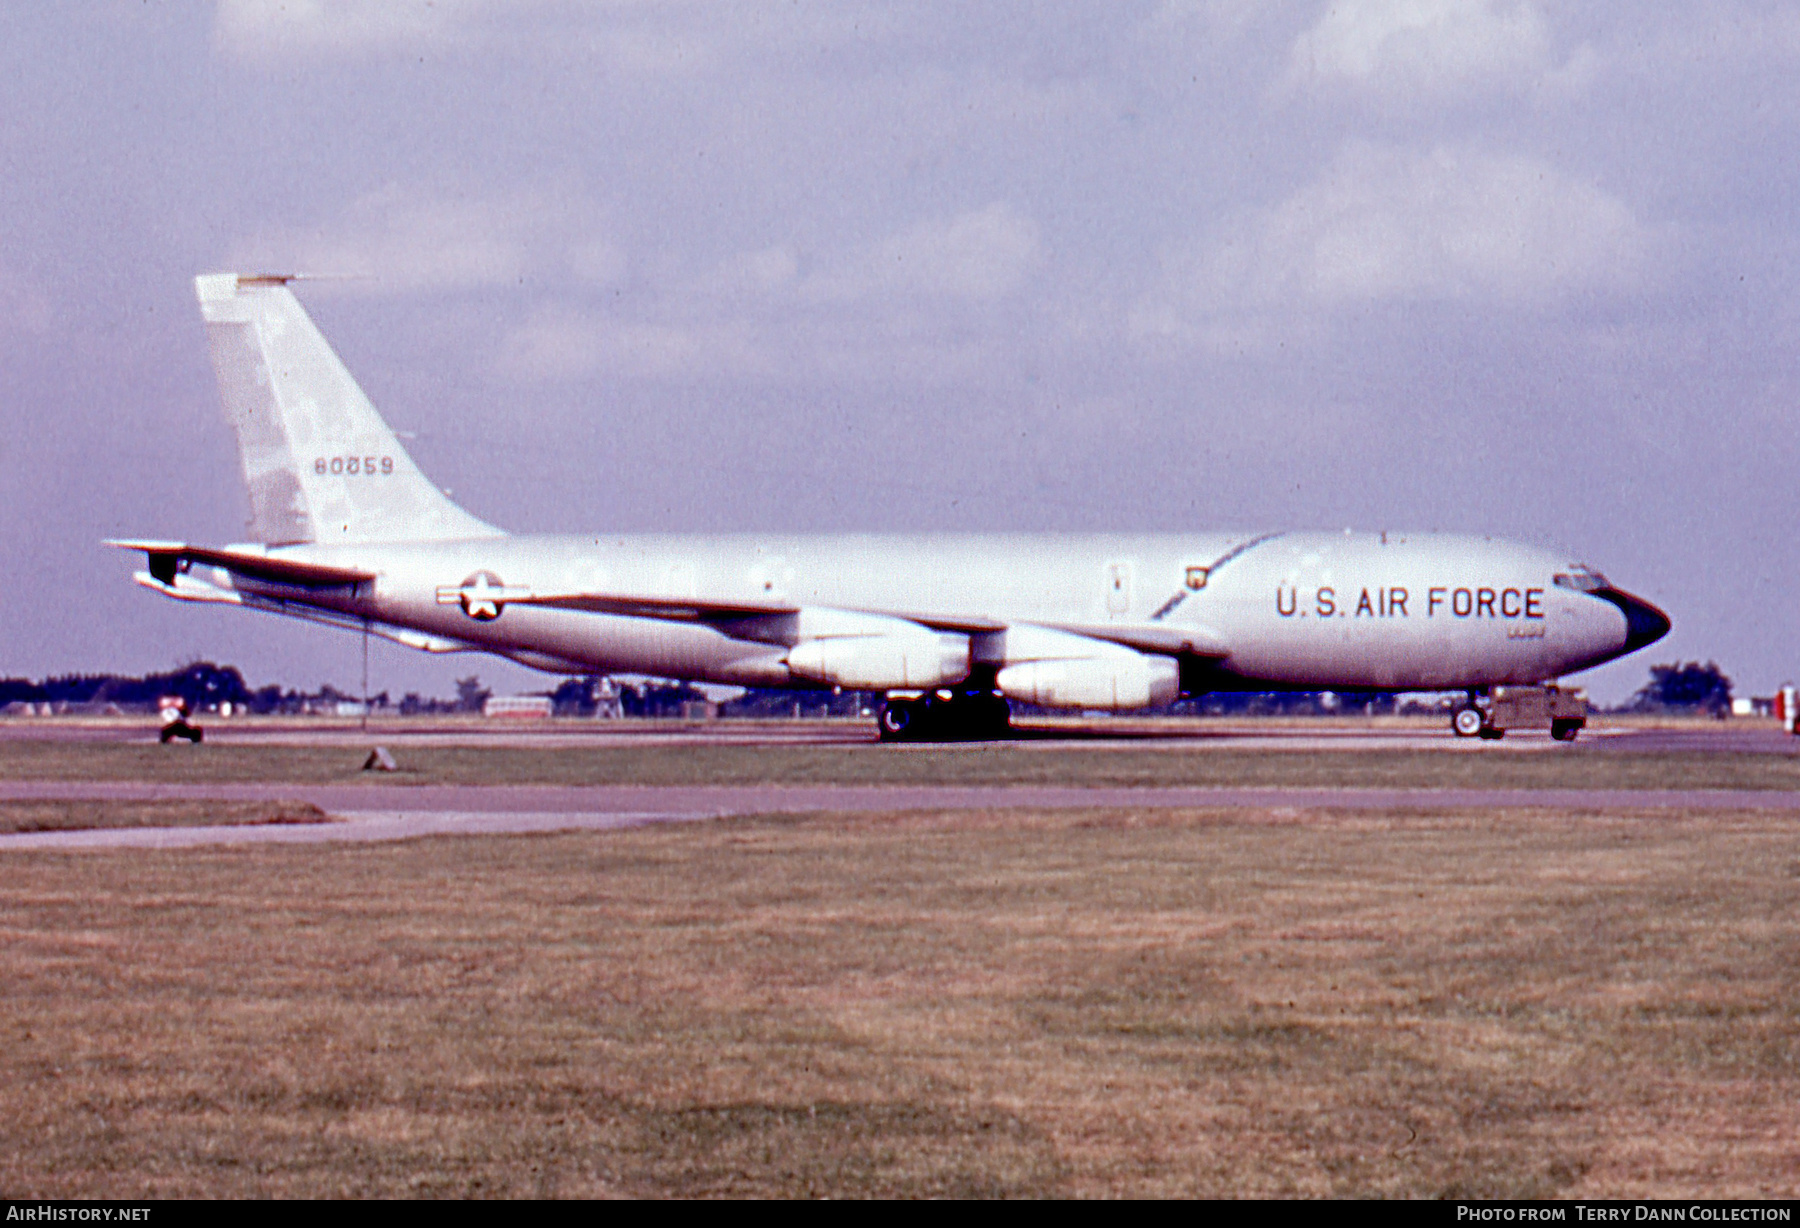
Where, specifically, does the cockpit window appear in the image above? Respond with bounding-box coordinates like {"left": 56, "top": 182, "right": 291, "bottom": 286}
{"left": 1553, "top": 566, "right": 1608, "bottom": 593}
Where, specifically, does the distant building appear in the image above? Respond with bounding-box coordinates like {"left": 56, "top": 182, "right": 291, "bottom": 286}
{"left": 484, "top": 695, "right": 553, "bottom": 720}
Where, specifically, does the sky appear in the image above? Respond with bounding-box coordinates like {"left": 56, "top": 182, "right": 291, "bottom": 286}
{"left": 1, "top": 1, "right": 1795, "bottom": 704}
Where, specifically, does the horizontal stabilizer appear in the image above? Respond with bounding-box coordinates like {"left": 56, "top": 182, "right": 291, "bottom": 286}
{"left": 132, "top": 567, "right": 474, "bottom": 654}
{"left": 131, "top": 570, "right": 245, "bottom": 606}
{"left": 109, "top": 540, "right": 374, "bottom": 589}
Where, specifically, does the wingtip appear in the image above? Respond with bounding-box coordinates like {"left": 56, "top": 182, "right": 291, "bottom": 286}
{"left": 104, "top": 538, "right": 186, "bottom": 552}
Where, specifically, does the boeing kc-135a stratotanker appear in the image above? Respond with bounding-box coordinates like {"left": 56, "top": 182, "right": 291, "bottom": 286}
{"left": 112, "top": 274, "right": 1671, "bottom": 740}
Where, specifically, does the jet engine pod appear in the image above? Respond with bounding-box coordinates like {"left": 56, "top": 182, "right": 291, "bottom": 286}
{"left": 995, "top": 625, "right": 1180, "bottom": 711}
{"left": 785, "top": 610, "right": 970, "bottom": 690}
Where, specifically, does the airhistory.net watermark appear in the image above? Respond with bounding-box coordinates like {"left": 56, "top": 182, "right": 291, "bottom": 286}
{"left": 6, "top": 1209, "right": 150, "bottom": 1223}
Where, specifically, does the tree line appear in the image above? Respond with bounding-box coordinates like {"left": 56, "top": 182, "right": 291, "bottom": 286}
{"left": 0, "top": 659, "right": 1744, "bottom": 717}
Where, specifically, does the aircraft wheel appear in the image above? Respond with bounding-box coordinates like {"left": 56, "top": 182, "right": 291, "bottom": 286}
{"left": 1451, "top": 707, "right": 1485, "bottom": 738}
{"left": 1550, "top": 718, "right": 1582, "bottom": 742}
{"left": 877, "top": 699, "right": 917, "bottom": 742}
{"left": 1478, "top": 725, "right": 1506, "bottom": 740}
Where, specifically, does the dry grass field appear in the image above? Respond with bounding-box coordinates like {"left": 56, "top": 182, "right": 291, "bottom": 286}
{"left": 4, "top": 805, "right": 1799, "bottom": 1198}
{"left": 3, "top": 737, "right": 1800, "bottom": 791}
{"left": 0, "top": 799, "right": 330, "bottom": 834}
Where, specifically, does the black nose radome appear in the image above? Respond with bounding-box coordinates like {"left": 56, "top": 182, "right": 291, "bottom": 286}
{"left": 1594, "top": 588, "right": 1672, "bottom": 654}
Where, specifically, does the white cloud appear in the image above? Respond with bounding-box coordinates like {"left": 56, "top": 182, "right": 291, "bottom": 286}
{"left": 214, "top": 0, "right": 734, "bottom": 72}
{"left": 471, "top": 204, "right": 1043, "bottom": 386}
{"left": 226, "top": 185, "right": 622, "bottom": 295}
{"left": 213, "top": 0, "right": 480, "bottom": 59}
{"left": 1285, "top": 0, "right": 1552, "bottom": 98}
{"left": 1146, "top": 0, "right": 1283, "bottom": 39}
{"left": 496, "top": 299, "right": 996, "bottom": 387}
{"left": 499, "top": 308, "right": 767, "bottom": 382}
{"left": 1135, "top": 142, "right": 1652, "bottom": 345}
{"left": 807, "top": 202, "right": 1043, "bottom": 302}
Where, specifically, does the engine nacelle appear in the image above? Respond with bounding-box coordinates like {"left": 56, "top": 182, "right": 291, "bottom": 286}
{"left": 785, "top": 610, "right": 969, "bottom": 689}
{"left": 995, "top": 625, "right": 1179, "bottom": 710}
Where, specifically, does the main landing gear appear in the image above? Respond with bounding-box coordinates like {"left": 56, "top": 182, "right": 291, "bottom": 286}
{"left": 877, "top": 686, "right": 1012, "bottom": 742}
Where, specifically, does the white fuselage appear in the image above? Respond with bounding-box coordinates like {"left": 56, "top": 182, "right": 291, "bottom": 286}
{"left": 217, "top": 529, "right": 1652, "bottom": 694}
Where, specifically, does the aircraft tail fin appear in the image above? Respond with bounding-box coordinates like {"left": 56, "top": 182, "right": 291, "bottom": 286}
{"left": 194, "top": 273, "right": 503, "bottom": 544}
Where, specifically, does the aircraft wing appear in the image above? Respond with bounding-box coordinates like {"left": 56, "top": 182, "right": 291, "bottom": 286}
{"left": 1050, "top": 623, "right": 1228, "bottom": 659}
{"left": 107, "top": 540, "right": 375, "bottom": 589}
{"left": 509, "top": 591, "right": 802, "bottom": 622}
{"left": 508, "top": 590, "right": 1223, "bottom": 656}
{"left": 520, "top": 592, "right": 1011, "bottom": 635}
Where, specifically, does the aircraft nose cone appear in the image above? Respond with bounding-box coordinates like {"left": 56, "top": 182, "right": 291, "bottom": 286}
{"left": 1599, "top": 587, "right": 1671, "bottom": 654}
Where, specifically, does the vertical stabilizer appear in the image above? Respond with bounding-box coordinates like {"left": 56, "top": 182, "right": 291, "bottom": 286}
{"left": 195, "top": 273, "right": 503, "bottom": 544}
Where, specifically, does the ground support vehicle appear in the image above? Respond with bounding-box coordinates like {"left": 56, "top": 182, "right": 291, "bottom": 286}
{"left": 1451, "top": 685, "right": 1586, "bottom": 742}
